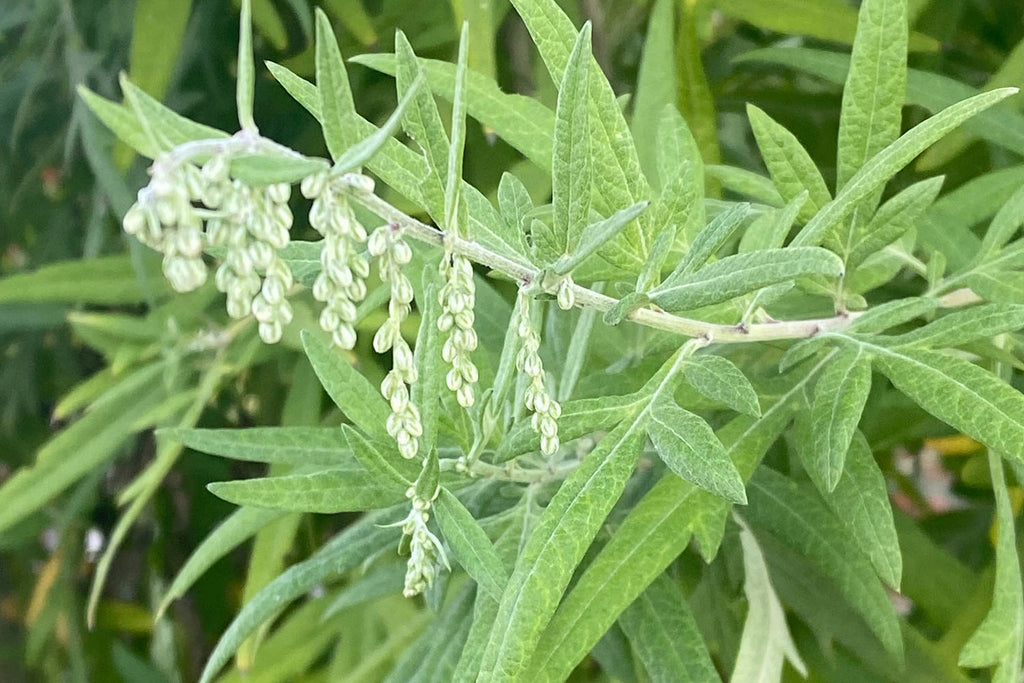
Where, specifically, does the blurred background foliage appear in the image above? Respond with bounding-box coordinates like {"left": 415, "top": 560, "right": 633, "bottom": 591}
{"left": 2, "top": 0, "right": 1024, "bottom": 680}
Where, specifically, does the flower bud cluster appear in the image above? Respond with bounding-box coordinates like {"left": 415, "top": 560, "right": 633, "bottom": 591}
{"left": 397, "top": 488, "right": 447, "bottom": 598}
{"left": 437, "top": 252, "right": 479, "bottom": 408}
{"left": 516, "top": 291, "right": 562, "bottom": 455}
{"left": 556, "top": 275, "right": 576, "bottom": 310}
{"left": 124, "top": 154, "right": 296, "bottom": 344}
{"left": 302, "top": 172, "right": 370, "bottom": 350}
{"left": 369, "top": 224, "right": 422, "bottom": 460}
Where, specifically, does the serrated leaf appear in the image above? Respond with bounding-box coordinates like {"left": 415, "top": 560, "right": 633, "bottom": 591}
{"left": 479, "top": 418, "right": 647, "bottom": 681}
{"left": 793, "top": 87, "right": 1019, "bottom": 248}
{"left": 836, "top": 0, "right": 908, "bottom": 196}
{"left": 315, "top": 8, "right": 358, "bottom": 158}
{"left": 301, "top": 330, "right": 390, "bottom": 441}
{"left": 669, "top": 203, "right": 750, "bottom": 279}
{"left": 551, "top": 23, "right": 593, "bottom": 258}
{"left": 730, "top": 515, "right": 808, "bottom": 682}
{"left": 158, "top": 506, "right": 285, "bottom": 618}
{"left": 886, "top": 304, "right": 1024, "bottom": 349}
{"left": 747, "top": 104, "right": 832, "bottom": 222}
{"left": 648, "top": 396, "right": 746, "bottom": 503}
{"left": 959, "top": 450, "right": 1024, "bottom": 681}
{"left": 551, "top": 201, "right": 649, "bottom": 275}
{"left": 745, "top": 467, "right": 904, "bottom": 658}
{"left": 434, "top": 488, "right": 508, "bottom": 603}
{"left": 208, "top": 468, "right": 405, "bottom": 513}
{"left": 809, "top": 346, "right": 872, "bottom": 491}
{"left": 847, "top": 176, "right": 944, "bottom": 267}
{"left": 160, "top": 426, "right": 351, "bottom": 466}
{"left": 650, "top": 247, "right": 844, "bottom": 312}
{"left": 684, "top": 354, "right": 761, "bottom": 418}
{"left": 618, "top": 574, "right": 718, "bottom": 683}
{"left": 870, "top": 345, "right": 1024, "bottom": 466}
{"left": 198, "top": 509, "right": 403, "bottom": 683}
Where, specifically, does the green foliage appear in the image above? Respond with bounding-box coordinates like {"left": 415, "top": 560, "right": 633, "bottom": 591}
{"left": 4, "top": 0, "right": 1024, "bottom": 681}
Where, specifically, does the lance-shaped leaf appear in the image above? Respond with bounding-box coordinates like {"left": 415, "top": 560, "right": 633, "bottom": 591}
{"left": 207, "top": 468, "right": 407, "bottom": 513}
{"left": 836, "top": 0, "right": 907, "bottom": 194}
{"left": 747, "top": 104, "right": 832, "bottom": 222}
{"left": 793, "top": 87, "right": 1019, "bottom": 248}
{"left": 394, "top": 30, "right": 449, "bottom": 191}
{"left": 445, "top": 22, "right": 469, "bottom": 235}
{"left": 434, "top": 488, "right": 509, "bottom": 603}
{"left": 649, "top": 247, "right": 844, "bottom": 312}
{"left": 159, "top": 426, "right": 351, "bottom": 467}
{"left": 959, "top": 450, "right": 1024, "bottom": 681}
{"left": 739, "top": 191, "right": 806, "bottom": 254}
{"left": 684, "top": 354, "right": 761, "bottom": 418}
{"left": 845, "top": 296, "right": 937, "bottom": 334}
{"left": 301, "top": 330, "right": 390, "bottom": 441}
{"left": 551, "top": 201, "right": 650, "bottom": 275}
{"left": 478, "top": 418, "right": 647, "bottom": 681}
{"left": 648, "top": 395, "right": 747, "bottom": 504}
{"left": 236, "top": 0, "right": 256, "bottom": 131}
{"left": 870, "top": 345, "right": 1024, "bottom": 465}
{"left": 707, "top": 165, "right": 784, "bottom": 207}
{"left": 631, "top": 0, "right": 677, "bottom": 189}
{"left": 669, "top": 203, "right": 751, "bottom": 279}
{"left": 551, "top": 23, "right": 593, "bottom": 258}
{"left": 809, "top": 345, "right": 873, "bottom": 491}
{"left": 885, "top": 304, "right": 1024, "bottom": 349}
{"left": 618, "top": 574, "right": 718, "bottom": 683}
{"left": 497, "top": 173, "right": 533, "bottom": 243}
{"left": 228, "top": 154, "right": 328, "bottom": 185}
{"left": 78, "top": 86, "right": 159, "bottom": 158}
{"left": 314, "top": 8, "right": 357, "bottom": 158}
{"left": 332, "top": 74, "right": 424, "bottom": 173}
{"left": 846, "top": 176, "right": 944, "bottom": 267}
{"left": 730, "top": 515, "right": 808, "bottom": 682}
{"left": 342, "top": 425, "right": 418, "bottom": 486}
{"left": 745, "top": 468, "right": 904, "bottom": 658}
{"left": 978, "top": 183, "right": 1024, "bottom": 262}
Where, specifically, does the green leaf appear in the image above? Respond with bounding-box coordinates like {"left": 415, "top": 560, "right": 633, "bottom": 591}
{"left": 301, "top": 330, "right": 390, "bottom": 441}
{"left": 551, "top": 201, "right": 650, "bottom": 275}
{"left": 959, "top": 451, "right": 1024, "bottom": 681}
{"left": 445, "top": 22, "right": 470, "bottom": 236}
{"left": 870, "top": 346, "right": 1024, "bottom": 466}
{"left": 631, "top": 0, "right": 677, "bottom": 189}
{"left": 119, "top": 75, "right": 229, "bottom": 149}
{"left": 342, "top": 425, "right": 418, "bottom": 486}
{"left": 706, "top": 165, "right": 784, "bottom": 208}
{"left": 77, "top": 86, "right": 159, "bottom": 158}
{"left": 228, "top": 153, "right": 328, "bottom": 185}
{"left": 745, "top": 467, "right": 904, "bottom": 658}
{"left": 550, "top": 22, "right": 593, "bottom": 259}
{"left": 434, "top": 488, "right": 509, "bottom": 603}
{"left": 198, "top": 510, "right": 403, "bottom": 683}
{"left": 497, "top": 173, "right": 533, "bottom": 247}
{"left": 747, "top": 104, "right": 832, "bottom": 222}
{"left": 674, "top": 0, "right": 719, "bottom": 167}
{"left": 836, "top": 0, "right": 908, "bottom": 194}
{"left": 648, "top": 396, "right": 746, "bottom": 503}
{"left": 847, "top": 176, "right": 944, "bottom": 267}
{"left": 809, "top": 346, "right": 872, "bottom": 491}
{"left": 730, "top": 515, "right": 808, "bottom": 681}
{"left": 669, "top": 203, "right": 750, "bottom": 279}
{"left": 650, "top": 247, "right": 844, "bottom": 312}
{"left": 978, "top": 183, "right": 1024, "bottom": 261}
{"left": 479, "top": 417, "right": 646, "bottom": 681}
{"left": 966, "top": 271, "right": 1024, "bottom": 305}
{"left": 160, "top": 427, "right": 351, "bottom": 466}
{"left": 641, "top": 160, "right": 701, "bottom": 285}
{"left": 684, "top": 354, "right": 761, "bottom": 418}
{"left": 315, "top": 7, "right": 358, "bottom": 159}
{"left": 657, "top": 108, "right": 706, "bottom": 240}
{"left": 413, "top": 276, "right": 443, "bottom": 455}
{"left": 886, "top": 304, "right": 1024, "bottom": 349}
{"left": 618, "top": 574, "right": 718, "bottom": 683}
{"left": 129, "top": 0, "right": 194, "bottom": 104}
{"left": 0, "top": 254, "right": 165, "bottom": 305}
{"left": 793, "top": 87, "right": 1020, "bottom": 247}
{"left": 158, "top": 506, "right": 285, "bottom": 618}
{"left": 332, "top": 73, "right": 424, "bottom": 173}
{"left": 387, "top": 585, "right": 476, "bottom": 683}
{"left": 739, "top": 191, "right": 806, "bottom": 253}
{"left": 828, "top": 432, "right": 902, "bottom": 590}
{"left": 394, "top": 30, "right": 449, "bottom": 193}
{"left": 846, "top": 296, "right": 937, "bottom": 334}
{"left": 237, "top": 0, "right": 257, "bottom": 131}
{"left": 207, "top": 468, "right": 405, "bottom": 513}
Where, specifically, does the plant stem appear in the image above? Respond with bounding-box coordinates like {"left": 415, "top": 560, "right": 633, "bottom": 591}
{"left": 345, "top": 179, "right": 979, "bottom": 344}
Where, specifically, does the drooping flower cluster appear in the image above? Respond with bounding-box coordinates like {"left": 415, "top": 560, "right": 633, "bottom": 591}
{"left": 437, "top": 251, "right": 479, "bottom": 408}
{"left": 302, "top": 172, "right": 370, "bottom": 350}
{"left": 123, "top": 154, "right": 296, "bottom": 343}
{"left": 369, "top": 223, "right": 422, "bottom": 460}
{"left": 396, "top": 488, "right": 447, "bottom": 597}
{"left": 516, "top": 290, "right": 562, "bottom": 455}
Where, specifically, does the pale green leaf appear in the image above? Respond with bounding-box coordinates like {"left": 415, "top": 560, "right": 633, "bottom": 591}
{"left": 846, "top": 297, "right": 937, "bottom": 334}
{"left": 847, "top": 176, "right": 943, "bottom": 267}
{"left": 669, "top": 202, "right": 750, "bottom": 279}
{"left": 747, "top": 104, "right": 832, "bottom": 222}
{"left": 809, "top": 346, "right": 872, "bottom": 491}
{"left": 78, "top": 86, "right": 160, "bottom": 158}
{"left": 739, "top": 191, "right": 806, "bottom": 254}
{"left": 966, "top": 271, "right": 1024, "bottom": 305}
{"left": 650, "top": 247, "right": 844, "bottom": 312}
{"left": 394, "top": 30, "right": 449, "bottom": 192}
{"left": 207, "top": 468, "right": 405, "bottom": 513}
{"left": 387, "top": 585, "right": 476, "bottom": 683}
{"left": 551, "top": 201, "right": 650, "bottom": 275}
{"left": 706, "top": 165, "right": 784, "bottom": 208}
{"left": 315, "top": 7, "right": 358, "bottom": 158}
{"left": 978, "top": 183, "right": 1024, "bottom": 261}
{"left": 0, "top": 254, "right": 165, "bottom": 305}
{"left": 159, "top": 426, "right": 351, "bottom": 466}
{"left": 886, "top": 304, "right": 1024, "bottom": 349}
{"left": 332, "top": 74, "right": 423, "bottom": 174}
{"left": 237, "top": 0, "right": 257, "bottom": 131}
{"left": 730, "top": 515, "right": 808, "bottom": 682}
{"left": 631, "top": 0, "right": 677, "bottom": 189}
{"left": 618, "top": 574, "right": 717, "bottom": 683}
{"left": 342, "top": 425, "right": 418, "bottom": 486}
{"left": 301, "top": 330, "right": 390, "bottom": 441}
{"left": 434, "top": 488, "right": 509, "bottom": 603}
{"left": 684, "top": 354, "right": 761, "bottom": 418}
{"left": 119, "top": 75, "right": 229, "bottom": 149}
{"left": 445, "top": 22, "right": 470, "bottom": 236}
{"left": 129, "top": 0, "right": 194, "bottom": 105}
